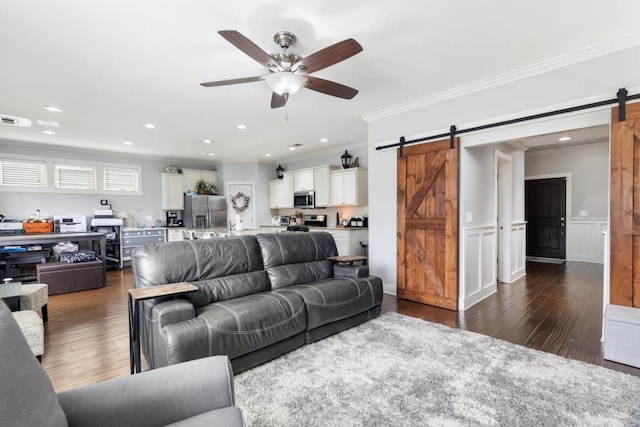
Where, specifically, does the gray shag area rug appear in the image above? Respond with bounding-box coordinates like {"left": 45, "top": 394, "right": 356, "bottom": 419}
{"left": 234, "top": 312, "right": 640, "bottom": 426}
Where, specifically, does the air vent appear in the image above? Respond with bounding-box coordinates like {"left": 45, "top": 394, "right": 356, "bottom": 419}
{"left": 0, "top": 115, "right": 32, "bottom": 127}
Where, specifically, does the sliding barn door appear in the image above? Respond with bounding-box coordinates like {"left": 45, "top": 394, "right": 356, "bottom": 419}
{"left": 397, "top": 138, "right": 459, "bottom": 310}
{"left": 610, "top": 102, "right": 640, "bottom": 307}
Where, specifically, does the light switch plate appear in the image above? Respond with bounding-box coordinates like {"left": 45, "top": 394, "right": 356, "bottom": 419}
{"left": 466, "top": 212, "right": 473, "bottom": 223}
{"left": 580, "top": 210, "right": 588, "bottom": 217}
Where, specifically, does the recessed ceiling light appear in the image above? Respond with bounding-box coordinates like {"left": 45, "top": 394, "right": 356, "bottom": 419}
{"left": 558, "top": 136, "right": 572, "bottom": 141}
{"left": 143, "top": 123, "right": 156, "bottom": 129}
{"left": 320, "top": 138, "right": 328, "bottom": 143}
{"left": 203, "top": 139, "right": 212, "bottom": 144}
{"left": 265, "top": 153, "right": 272, "bottom": 157}
{"left": 43, "top": 130, "right": 56, "bottom": 135}
{"left": 123, "top": 141, "right": 133, "bottom": 145}
{"left": 44, "top": 106, "right": 63, "bottom": 113}
{"left": 37, "top": 120, "right": 60, "bottom": 127}
{"left": 207, "top": 153, "right": 215, "bottom": 156}
{"left": 237, "top": 124, "right": 247, "bottom": 130}
{"left": 289, "top": 147, "right": 296, "bottom": 151}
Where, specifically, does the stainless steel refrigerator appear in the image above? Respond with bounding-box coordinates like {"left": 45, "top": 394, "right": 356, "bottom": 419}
{"left": 183, "top": 195, "right": 227, "bottom": 230}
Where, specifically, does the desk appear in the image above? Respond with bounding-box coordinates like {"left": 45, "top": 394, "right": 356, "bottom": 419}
{"left": 128, "top": 282, "right": 198, "bottom": 374}
{"left": 0, "top": 232, "right": 107, "bottom": 285}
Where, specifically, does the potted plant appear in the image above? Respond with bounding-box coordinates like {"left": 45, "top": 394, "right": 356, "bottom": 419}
{"left": 294, "top": 211, "right": 304, "bottom": 225}
{"left": 195, "top": 179, "right": 218, "bottom": 195}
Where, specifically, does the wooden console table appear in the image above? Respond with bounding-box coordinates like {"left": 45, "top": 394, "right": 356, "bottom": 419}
{"left": 0, "top": 232, "right": 107, "bottom": 284}
{"left": 127, "top": 282, "right": 198, "bottom": 374}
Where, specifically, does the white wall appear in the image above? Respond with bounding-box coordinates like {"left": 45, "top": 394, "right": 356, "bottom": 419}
{"left": 525, "top": 142, "right": 609, "bottom": 263}
{"left": 366, "top": 42, "right": 640, "bottom": 299}
{"left": 0, "top": 139, "right": 220, "bottom": 224}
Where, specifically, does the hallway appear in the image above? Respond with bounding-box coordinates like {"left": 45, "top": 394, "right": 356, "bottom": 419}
{"left": 383, "top": 260, "right": 640, "bottom": 377}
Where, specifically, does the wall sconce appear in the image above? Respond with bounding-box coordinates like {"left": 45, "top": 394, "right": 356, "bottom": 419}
{"left": 341, "top": 150, "right": 352, "bottom": 169}
{"left": 276, "top": 164, "right": 285, "bottom": 179}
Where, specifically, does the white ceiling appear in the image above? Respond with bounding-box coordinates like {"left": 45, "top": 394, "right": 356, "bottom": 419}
{"left": 1, "top": 1, "right": 639, "bottom": 163}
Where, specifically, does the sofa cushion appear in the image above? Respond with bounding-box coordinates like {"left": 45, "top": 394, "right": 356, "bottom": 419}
{"left": 256, "top": 232, "right": 338, "bottom": 289}
{"left": 132, "top": 236, "right": 264, "bottom": 288}
{"left": 194, "top": 291, "right": 307, "bottom": 359}
{"left": 187, "top": 270, "right": 271, "bottom": 307}
{"left": 275, "top": 276, "right": 384, "bottom": 330}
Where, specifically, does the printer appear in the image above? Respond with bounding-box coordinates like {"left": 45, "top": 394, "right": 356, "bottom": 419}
{"left": 53, "top": 215, "right": 87, "bottom": 233}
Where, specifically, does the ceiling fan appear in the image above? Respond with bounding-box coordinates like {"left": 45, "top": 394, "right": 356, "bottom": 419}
{"left": 200, "top": 30, "right": 363, "bottom": 108}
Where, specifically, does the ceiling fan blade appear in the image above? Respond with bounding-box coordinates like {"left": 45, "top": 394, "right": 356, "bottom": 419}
{"left": 200, "top": 76, "right": 264, "bottom": 87}
{"left": 294, "top": 39, "right": 362, "bottom": 74}
{"left": 218, "top": 30, "right": 279, "bottom": 69}
{"left": 305, "top": 76, "right": 359, "bottom": 99}
{"left": 271, "top": 92, "right": 287, "bottom": 109}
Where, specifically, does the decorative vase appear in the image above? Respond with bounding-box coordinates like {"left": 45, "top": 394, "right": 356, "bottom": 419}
{"left": 235, "top": 214, "right": 243, "bottom": 231}
{"left": 296, "top": 218, "right": 303, "bottom": 225}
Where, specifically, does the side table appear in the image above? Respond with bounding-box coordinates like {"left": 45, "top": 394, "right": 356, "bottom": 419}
{"left": 0, "top": 282, "right": 22, "bottom": 311}
{"left": 128, "top": 282, "right": 198, "bottom": 374}
{"left": 327, "top": 255, "right": 368, "bottom": 265}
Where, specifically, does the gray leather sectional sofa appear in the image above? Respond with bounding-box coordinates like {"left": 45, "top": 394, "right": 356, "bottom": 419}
{"left": 131, "top": 231, "right": 383, "bottom": 373}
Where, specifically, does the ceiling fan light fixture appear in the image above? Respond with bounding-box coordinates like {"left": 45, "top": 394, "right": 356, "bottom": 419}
{"left": 266, "top": 72, "right": 306, "bottom": 96}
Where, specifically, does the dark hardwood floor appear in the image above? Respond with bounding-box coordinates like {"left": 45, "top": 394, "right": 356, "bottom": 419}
{"left": 42, "top": 260, "right": 639, "bottom": 392}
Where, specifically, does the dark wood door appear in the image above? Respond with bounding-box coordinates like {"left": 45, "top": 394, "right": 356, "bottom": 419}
{"left": 525, "top": 178, "right": 566, "bottom": 259}
{"left": 397, "top": 138, "right": 459, "bottom": 310}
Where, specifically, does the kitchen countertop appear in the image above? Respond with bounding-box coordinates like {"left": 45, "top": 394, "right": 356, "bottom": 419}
{"left": 260, "top": 225, "right": 368, "bottom": 231}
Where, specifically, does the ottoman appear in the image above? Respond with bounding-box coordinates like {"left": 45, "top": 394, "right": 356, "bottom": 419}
{"left": 12, "top": 310, "right": 44, "bottom": 360}
{"left": 20, "top": 283, "right": 48, "bottom": 322}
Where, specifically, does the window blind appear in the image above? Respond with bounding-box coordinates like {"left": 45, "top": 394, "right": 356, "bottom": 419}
{"left": 0, "top": 158, "right": 47, "bottom": 188}
{"left": 54, "top": 164, "right": 97, "bottom": 189}
{"left": 103, "top": 167, "right": 139, "bottom": 192}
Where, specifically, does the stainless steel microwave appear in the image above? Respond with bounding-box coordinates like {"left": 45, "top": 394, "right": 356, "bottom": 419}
{"left": 293, "top": 191, "right": 315, "bottom": 209}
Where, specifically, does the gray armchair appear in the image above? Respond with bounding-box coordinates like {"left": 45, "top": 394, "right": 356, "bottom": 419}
{"left": 0, "top": 301, "right": 243, "bottom": 427}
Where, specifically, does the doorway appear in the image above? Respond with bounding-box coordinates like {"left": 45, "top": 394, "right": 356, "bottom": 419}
{"left": 525, "top": 177, "right": 567, "bottom": 259}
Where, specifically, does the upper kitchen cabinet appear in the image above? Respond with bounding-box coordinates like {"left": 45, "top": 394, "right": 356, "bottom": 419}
{"left": 161, "top": 173, "right": 185, "bottom": 210}
{"left": 183, "top": 169, "right": 218, "bottom": 194}
{"left": 293, "top": 169, "right": 314, "bottom": 192}
{"left": 269, "top": 173, "right": 294, "bottom": 209}
{"left": 314, "top": 165, "right": 336, "bottom": 207}
{"left": 330, "top": 167, "right": 368, "bottom": 207}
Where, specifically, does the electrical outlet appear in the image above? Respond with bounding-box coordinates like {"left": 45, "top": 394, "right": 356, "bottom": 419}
{"left": 145, "top": 215, "right": 153, "bottom": 221}
{"left": 580, "top": 210, "right": 588, "bottom": 217}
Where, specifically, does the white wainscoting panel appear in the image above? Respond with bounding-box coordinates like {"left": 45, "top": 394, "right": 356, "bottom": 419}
{"left": 568, "top": 220, "right": 608, "bottom": 264}
{"left": 510, "top": 222, "right": 527, "bottom": 282}
{"left": 462, "top": 225, "right": 497, "bottom": 310}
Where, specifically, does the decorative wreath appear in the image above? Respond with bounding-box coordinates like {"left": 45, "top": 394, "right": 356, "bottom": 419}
{"left": 230, "top": 192, "right": 250, "bottom": 213}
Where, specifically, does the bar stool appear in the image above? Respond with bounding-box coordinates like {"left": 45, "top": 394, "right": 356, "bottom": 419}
{"left": 359, "top": 241, "right": 368, "bottom": 266}
{"left": 20, "top": 283, "right": 49, "bottom": 322}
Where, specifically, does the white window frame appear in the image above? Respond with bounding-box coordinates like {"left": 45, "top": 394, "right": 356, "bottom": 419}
{"left": 53, "top": 162, "right": 97, "bottom": 190}
{"left": 0, "top": 153, "right": 143, "bottom": 196}
{"left": 0, "top": 157, "right": 47, "bottom": 189}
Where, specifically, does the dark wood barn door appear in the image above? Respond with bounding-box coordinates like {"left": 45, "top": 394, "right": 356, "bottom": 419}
{"left": 397, "top": 138, "right": 459, "bottom": 310}
{"left": 525, "top": 178, "right": 566, "bottom": 259}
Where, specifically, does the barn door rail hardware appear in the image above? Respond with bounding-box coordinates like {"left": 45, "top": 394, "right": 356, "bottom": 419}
{"left": 377, "top": 88, "right": 640, "bottom": 152}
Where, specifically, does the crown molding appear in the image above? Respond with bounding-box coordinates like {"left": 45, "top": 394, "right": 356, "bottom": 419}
{"left": 362, "top": 32, "right": 640, "bottom": 123}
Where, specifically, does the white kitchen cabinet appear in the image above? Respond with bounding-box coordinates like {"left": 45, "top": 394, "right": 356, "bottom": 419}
{"left": 311, "top": 228, "right": 368, "bottom": 257}
{"left": 314, "top": 166, "right": 335, "bottom": 207}
{"left": 269, "top": 173, "right": 294, "bottom": 209}
{"left": 330, "top": 167, "right": 367, "bottom": 207}
{"left": 294, "top": 169, "right": 314, "bottom": 192}
{"left": 161, "top": 173, "right": 184, "bottom": 210}
{"left": 182, "top": 169, "right": 219, "bottom": 193}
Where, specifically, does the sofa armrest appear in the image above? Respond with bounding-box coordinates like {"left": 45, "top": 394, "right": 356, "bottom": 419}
{"left": 58, "top": 356, "right": 238, "bottom": 427}
{"left": 333, "top": 264, "right": 370, "bottom": 278}
{"left": 145, "top": 298, "right": 195, "bottom": 328}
